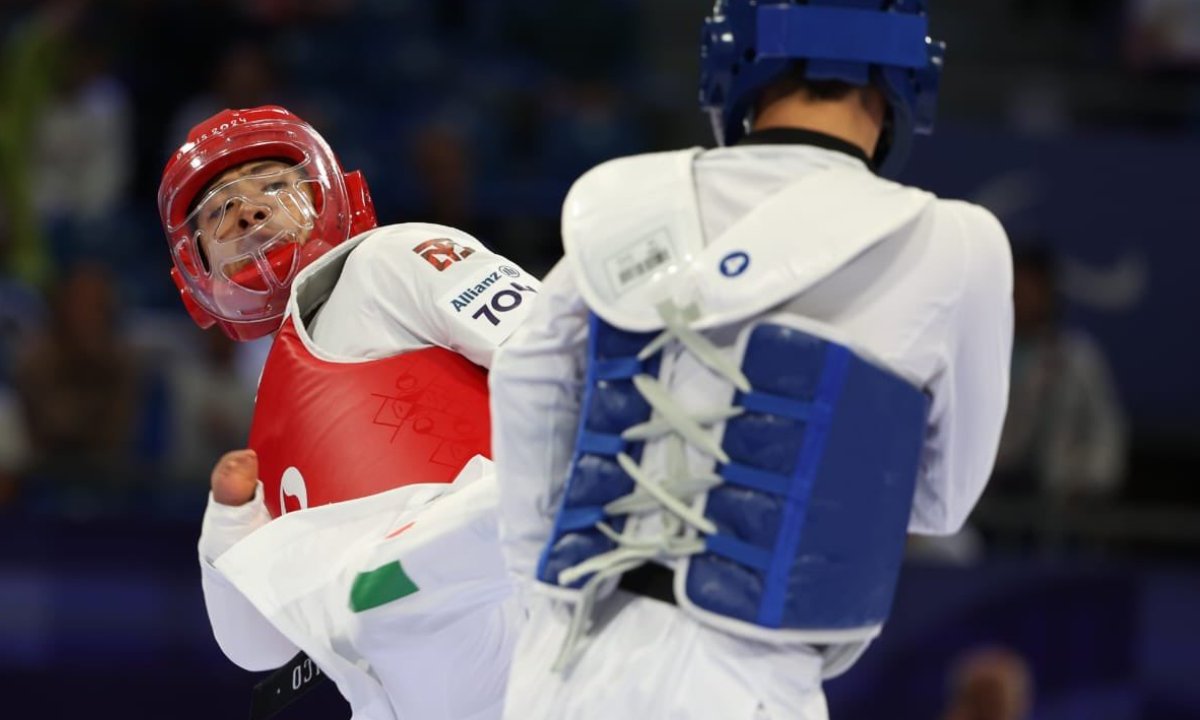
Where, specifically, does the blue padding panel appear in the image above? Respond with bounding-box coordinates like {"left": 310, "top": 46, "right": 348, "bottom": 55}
{"left": 686, "top": 322, "right": 929, "bottom": 635}
{"left": 706, "top": 531, "right": 774, "bottom": 572}
{"left": 540, "top": 528, "right": 612, "bottom": 587}
{"left": 740, "top": 391, "right": 815, "bottom": 421}
{"left": 564, "top": 454, "right": 634, "bottom": 508}
{"left": 756, "top": 5, "right": 930, "bottom": 69}
{"left": 685, "top": 555, "right": 765, "bottom": 625}
{"left": 593, "top": 356, "right": 642, "bottom": 381}
{"left": 719, "top": 462, "right": 792, "bottom": 496}
{"left": 576, "top": 431, "right": 625, "bottom": 456}
{"left": 537, "top": 315, "right": 661, "bottom": 589}
{"left": 556, "top": 506, "right": 607, "bottom": 533}
{"left": 736, "top": 325, "right": 826, "bottom": 400}
{"left": 760, "top": 343, "right": 849, "bottom": 627}
{"left": 585, "top": 378, "right": 651, "bottom": 434}
{"left": 723, "top": 413, "right": 807, "bottom": 476}
{"left": 706, "top": 485, "right": 784, "bottom": 550}
{"left": 593, "top": 315, "right": 656, "bottom": 359}
{"left": 779, "top": 351, "right": 928, "bottom": 630}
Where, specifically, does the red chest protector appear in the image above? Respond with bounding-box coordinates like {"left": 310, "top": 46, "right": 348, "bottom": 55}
{"left": 249, "top": 315, "right": 491, "bottom": 518}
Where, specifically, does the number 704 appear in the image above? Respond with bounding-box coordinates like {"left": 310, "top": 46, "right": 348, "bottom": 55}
{"left": 472, "top": 282, "right": 538, "bottom": 326}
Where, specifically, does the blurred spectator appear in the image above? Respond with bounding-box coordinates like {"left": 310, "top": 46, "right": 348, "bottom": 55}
{"left": 0, "top": 277, "right": 44, "bottom": 506}
{"left": 233, "top": 335, "right": 274, "bottom": 394}
{"left": 498, "top": 0, "right": 649, "bottom": 188}
{"left": 401, "top": 113, "right": 566, "bottom": 274}
{"left": 408, "top": 119, "right": 478, "bottom": 232}
{"left": 0, "top": 0, "right": 82, "bottom": 287}
{"left": 1126, "top": 0, "right": 1200, "bottom": 70}
{"left": 12, "top": 263, "right": 138, "bottom": 514}
{"left": 163, "top": 329, "right": 255, "bottom": 492}
{"left": 32, "top": 5, "right": 134, "bottom": 272}
{"left": 501, "top": 0, "right": 636, "bottom": 84}
{"left": 538, "top": 78, "right": 649, "bottom": 184}
{"left": 166, "top": 39, "right": 282, "bottom": 157}
{"left": 991, "top": 246, "right": 1128, "bottom": 501}
{"left": 0, "top": 276, "right": 46, "bottom": 378}
{"left": 242, "top": 0, "right": 357, "bottom": 26}
{"left": 0, "top": 383, "right": 31, "bottom": 507}
{"left": 942, "top": 646, "right": 1034, "bottom": 720}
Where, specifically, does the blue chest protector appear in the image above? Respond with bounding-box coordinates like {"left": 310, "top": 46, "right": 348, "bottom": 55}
{"left": 538, "top": 314, "right": 930, "bottom": 638}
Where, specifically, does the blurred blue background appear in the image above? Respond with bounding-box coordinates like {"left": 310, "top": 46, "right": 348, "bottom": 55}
{"left": 0, "top": 1, "right": 1197, "bottom": 718}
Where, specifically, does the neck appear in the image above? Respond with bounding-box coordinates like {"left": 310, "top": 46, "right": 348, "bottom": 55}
{"left": 752, "top": 89, "right": 884, "bottom": 159}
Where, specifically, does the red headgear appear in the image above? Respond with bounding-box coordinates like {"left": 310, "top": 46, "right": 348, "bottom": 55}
{"left": 159, "top": 106, "right": 377, "bottom": 340}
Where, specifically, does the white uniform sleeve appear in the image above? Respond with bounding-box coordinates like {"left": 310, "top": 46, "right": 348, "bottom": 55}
{"left": 488, "top": 261, "right": 590, "bottom": 586}
{"left": 198, "top": 484, "right": 299, "bottom": 671}
{"left": 910, "top": 204, "right": 1014, "bottom": 535}
{"left": 310, "top": 223, "right": 541, "bottom": 369}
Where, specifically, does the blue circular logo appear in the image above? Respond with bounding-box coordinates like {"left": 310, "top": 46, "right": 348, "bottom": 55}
{"left": 719, "top": 251, "right": 750, "bottom": 278}
{"left": 500, "top": 265, "right": 521, "bottom": 278}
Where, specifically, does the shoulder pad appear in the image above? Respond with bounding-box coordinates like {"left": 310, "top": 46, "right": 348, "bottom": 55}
{"left": 564, "top": 152, "right": 936, "bottom": 332}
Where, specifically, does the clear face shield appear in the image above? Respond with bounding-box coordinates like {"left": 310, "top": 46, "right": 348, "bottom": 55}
{"left": 168, "top": 157, "right": 338, "bottom": 323}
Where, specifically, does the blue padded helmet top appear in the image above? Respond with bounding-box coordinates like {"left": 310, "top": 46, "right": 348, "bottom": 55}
{"left": 699, "top": 0, "right": 945, "bottom": 176}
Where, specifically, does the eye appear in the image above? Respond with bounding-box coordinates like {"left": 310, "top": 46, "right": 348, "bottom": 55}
{"left": 207, "top": 198, "right": 235, "bottom": 222}
{"left": 263, "top": 181, "right": 287, "bottom": 193}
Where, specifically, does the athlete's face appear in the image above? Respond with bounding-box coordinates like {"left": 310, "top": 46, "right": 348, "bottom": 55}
{"left": 192, "top": 160, "right": 317, "bottom": 271}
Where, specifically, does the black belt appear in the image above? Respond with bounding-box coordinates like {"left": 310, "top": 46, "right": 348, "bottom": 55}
{"left": 617, "top": 564, "right": 829, "bottom": 652}
{"left": 616, "top": 563, "right": 677, "bottom": 605}
{"left": 245, "top": 566, "right": 676, "bottom": 720}
{"left": 249, "top": 651, "right": 327, "bottom": 720}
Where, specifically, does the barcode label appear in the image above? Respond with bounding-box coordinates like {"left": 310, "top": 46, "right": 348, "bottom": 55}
{"left": 606, "top": 230, "right": 674, "bottom": 293}
{"left": 617, "top": 248, "right": 669, "bottom": 285}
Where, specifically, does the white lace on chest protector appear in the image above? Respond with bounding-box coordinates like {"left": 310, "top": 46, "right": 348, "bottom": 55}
{"left": 551, "top": 299, "right": 750, "bottom": 672}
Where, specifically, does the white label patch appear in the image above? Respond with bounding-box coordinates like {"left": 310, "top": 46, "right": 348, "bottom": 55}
{"left": 439, "top": 264, "right": 538, "bottom": 346}
{"left": 604, "top": 229, "right": 674, "bottom": 295}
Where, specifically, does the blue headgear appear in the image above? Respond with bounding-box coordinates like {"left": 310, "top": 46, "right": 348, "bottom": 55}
{"left": 699, "top": 0, "right": 944, "bottom": 177}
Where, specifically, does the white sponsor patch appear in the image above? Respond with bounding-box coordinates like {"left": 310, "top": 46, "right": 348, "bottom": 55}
{"left": 439, "top": 264, "right": 538, "bottom": 346}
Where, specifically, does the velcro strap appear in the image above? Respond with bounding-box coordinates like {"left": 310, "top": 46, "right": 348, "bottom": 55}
{"left": 757, "top": 4, "right": 930, "bottom": 68}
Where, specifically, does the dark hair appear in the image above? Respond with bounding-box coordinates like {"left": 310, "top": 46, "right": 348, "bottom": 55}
{"left": 761, "top": 60, "right": 858, "bottom": 104}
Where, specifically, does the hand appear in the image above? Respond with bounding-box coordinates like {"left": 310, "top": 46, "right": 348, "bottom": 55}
{"left": 211, "top": 449, "right": 259, "bottom": 507}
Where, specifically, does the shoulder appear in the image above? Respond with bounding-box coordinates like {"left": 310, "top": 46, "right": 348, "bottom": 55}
{"left": 338, "top": 223, "right": 492, "bottom": 289}
{"left": 562, "top": 149, "right": 700, "bottom": 272}
{"left": 930, "top": 200, "right": 1010, "bottom": 257}
{"left": 919, "top": 199, "right": 1013, "bottom": 289}
{"left": 565, "top": 148, "right": 699, "bottom": 206}
{"left": 573, "top": 149, "right": 695, "bottom": 183}
{"left": 346, "top": 222, "right": 488, "bottom": 267}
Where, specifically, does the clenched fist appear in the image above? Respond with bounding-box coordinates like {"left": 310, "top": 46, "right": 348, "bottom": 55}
{"left": 211, "top": 449, "right": 259, "bottom": 507}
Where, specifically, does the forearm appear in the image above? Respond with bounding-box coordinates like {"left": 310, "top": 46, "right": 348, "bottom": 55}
{"left": 199, "top": 483, "right": 272, "bottom": 563}
{"left": 910, "top": 205, "right": 1014, "bottom": 534}
{"left": 490, "top": 262, "right": 588, "bottom": 585}
{"left": 199, "top": 560, "right": 299, "bottom": 671}
{"left": 198, "top": 484, "right": 297, "bottom": 670}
